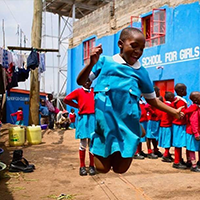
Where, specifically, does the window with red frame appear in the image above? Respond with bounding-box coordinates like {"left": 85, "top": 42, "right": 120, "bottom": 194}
{"left": 83, "top": 38, "right": 95, "bottom": 64}
{"left": 142, "top": 9, "right": 166, "bottom": 47}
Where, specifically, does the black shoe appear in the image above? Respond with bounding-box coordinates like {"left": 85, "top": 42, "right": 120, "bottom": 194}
{"left": 147, "top": 153, "right": 158, "bottom": 159}
{"left": 191, "top": 166, "right": 200, "bottom": 172}
{"left": 168, "top": 154, "right": 174, "bottom": 162}
{"left": 162, "top": 156, "right": 173, "bottom": 163}
{"left": 89, "top": 166, "right": 96, "bottom": 176}
{"left": 11, "top": 150, "right": 35, "bottom": 170}
{"left": 154, "top": 151, "right": 163, "bottom": 158}
{"left": 197, "top": 161, "right": 200, "bottom": 167}
{"left": 22, "top": 158, "right": 35, "bottom": 170}
{"left": 140, "top": 151, "right": 147, "bottom": 157}
{"left": 79, "top": 167, "right": 87, "bottom": 176}
{"left": 186, "top": 162, "right": 192, "bottom": 168}
{"left": 133, "top": 153, "right": 145, "bottom": 159}
{"left": 172, "top": 163, "right": 187, "bottom": 169}
{"left": 9, "top": 160, "right": 33, "bottom": 173}
{"left": 180, "top": 158, "right": 186, "bottom": 166}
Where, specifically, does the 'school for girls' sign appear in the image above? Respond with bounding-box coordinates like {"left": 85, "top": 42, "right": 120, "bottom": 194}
{"left": 142, "top": 46, "right": 200, "bottom": 68}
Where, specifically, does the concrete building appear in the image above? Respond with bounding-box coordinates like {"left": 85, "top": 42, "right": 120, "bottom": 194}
{"left": 67, "top": 0, "right": 199, "bottom": 103}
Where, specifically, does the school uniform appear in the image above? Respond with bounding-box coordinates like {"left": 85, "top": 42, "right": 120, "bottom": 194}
{"left": 69, "top": 112, "right": 76, "bottom": 128}
{"left": 88, "top": 54, "right": 155, "bottom": 158}
{"left": 158, "top": 101, "right": 173, "bottom": 148}
{"left": 172, "top": 96, "right": 187, "bottom": 147}
{"left": 63, "top": 87, "right": 95, "bottom": 139}
{"left": 172, "top": 96, "right": 187, "bottom": 166}
{"left": 185, "top": 104, "right": 200, "bottom": 152}
{"left": 146, "top": 103, "right": 161, "bottom": 141}
{"left": 139, "top": 100, "right": 148, "bottom": 143}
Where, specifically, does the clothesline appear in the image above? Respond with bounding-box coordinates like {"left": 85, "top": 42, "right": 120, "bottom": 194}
{"left": 7, "top": 46, "right": 59, "bottom": 52}
{"left": 0, "top": 46, "right": 48, "bottom": 96}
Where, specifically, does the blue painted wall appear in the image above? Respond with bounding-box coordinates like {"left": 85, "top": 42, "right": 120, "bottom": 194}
{"left": 6, "top": 91, "right": 46, "bottom": 126}
{"left": 67, "top": 2, "right": 200, "bottom": 103}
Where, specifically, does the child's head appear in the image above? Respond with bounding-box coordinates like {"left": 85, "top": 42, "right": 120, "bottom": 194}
{"left": 70, "top": 108, "right": 75, "bottom": 113}
{"left": 165, "top": 91, "right": 175, "bottom": 102}
{"left": 62, "top": 110, "right": 69, "bottom": 118}
{"left": 175, "top": 83, "right": 187, "bottom": 97}
{"left": 40, "top": 99, "right": 45, "bottom": 106}
{"left": 63, "top": 113, "right": 68, "bottom": 118}
{"left": 83, "top": 78, "right": 92, "bottom": 89}
{"left": 118, "top": 27, "right": 145, "bottom": 66}
{"left": 154, "top": 86, "right": 160, "bottom": 97}
{"left": 18, "top": 107, "right": 23, "bottom": 111}
{"left": 189, "top": 91, "right": 200, "bottom": 105}
{"left": 47, "top": 93, "right": 53, "bottom": 101}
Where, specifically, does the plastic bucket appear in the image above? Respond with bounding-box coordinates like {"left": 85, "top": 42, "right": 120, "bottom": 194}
{"left": 41, "top": 124, "right": 48, "bottom": 130}
{"left": 9, "top": 127, "right": 25, "bottom": 146}
{"left": 26, "top": 126, "right": 42, "bottom": 145}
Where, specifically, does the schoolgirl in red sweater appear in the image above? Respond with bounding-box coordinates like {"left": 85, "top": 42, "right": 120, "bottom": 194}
{"left": 184, "top": 92, "right": 200, "bottom": 172}
{"left": 63, "top": 79, "right": 95, "bottom": 176}
{"left": 158, "top": 92, "right": 174, "bottom": 162}
{"left": 172, "top": 83, "right": 188, "bottom": 169}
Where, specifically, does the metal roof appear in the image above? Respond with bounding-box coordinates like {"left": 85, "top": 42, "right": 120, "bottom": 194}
{"left": 44, "top": 0, "right": 112, "bottom": 19}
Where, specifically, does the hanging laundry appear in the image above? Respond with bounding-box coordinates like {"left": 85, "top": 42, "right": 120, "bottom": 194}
{"left": 2, "top": 49, "right": 9, "bottom": 69}
{"left": 22, "top": 53, "right": 28, "bottom": 69}
{"left": 39, "top": 53, "right": 46, "bottom": 73}
{"left": 0, "top": 48, "right": 3, "bottom": 65}
{"left": 27, "top": 49, "right": 39, "bottom": 70}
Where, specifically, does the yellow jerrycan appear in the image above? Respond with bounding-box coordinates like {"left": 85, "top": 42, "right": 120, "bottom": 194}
{"left": 26, "top": 125, "right": 42, "bottom": 145}
{"left": 9, "top": 126, "right": 25, "bottom": 146}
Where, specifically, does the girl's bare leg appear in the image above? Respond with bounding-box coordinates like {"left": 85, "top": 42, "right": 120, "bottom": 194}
{"left": 111, "top": 152, "right": 133, "bottom": 174}
{"left": 94, "top": 155, "right": 111, "bottom": 173}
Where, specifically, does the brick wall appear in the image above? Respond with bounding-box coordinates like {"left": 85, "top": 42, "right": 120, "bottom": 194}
{"left": 69, "top": 0, "right": 197, "bottom": 48}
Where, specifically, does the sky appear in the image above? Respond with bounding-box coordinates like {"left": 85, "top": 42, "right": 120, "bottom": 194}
{"left": 0, "top": 0, "right": 70, "bottom": 94}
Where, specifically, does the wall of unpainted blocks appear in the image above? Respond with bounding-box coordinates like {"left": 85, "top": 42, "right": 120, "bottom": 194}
{"left": 70, "top": 0, "right": 197, "bottom": 48}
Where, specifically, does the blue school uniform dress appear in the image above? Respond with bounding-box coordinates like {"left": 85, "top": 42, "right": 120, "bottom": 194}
{"left": 64, "top": 87, "right": 95, "bottom": 139}
{"left": 146, "top": 103, "right": 161, "bottom": 141}
{"left": 158, "top": 101, "right": 173, "bottom": 148}
{"left": 89, "top": 54, "right": 155, "bottom": 158}
{"left": 172, "top": 96, "right": 187, "bottom": 147}
{"left": 76, "top": 114, "right": 95, "bottom": 139}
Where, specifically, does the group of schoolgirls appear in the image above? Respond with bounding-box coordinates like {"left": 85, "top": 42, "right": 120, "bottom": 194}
{"left": 135, "top": 83, "right": 200, "bottom": 172}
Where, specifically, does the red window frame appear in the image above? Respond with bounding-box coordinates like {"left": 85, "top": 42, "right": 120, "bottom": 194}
{"left": 83, "top": 38, "right": 95, "bottom": 63}
{"left": 142, "top": 8, "right": 166, "bottom": 47}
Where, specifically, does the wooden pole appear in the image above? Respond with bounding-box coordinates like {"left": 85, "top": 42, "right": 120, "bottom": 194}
{"left": 29, "top": 0, "right": 42, "bottom": 125}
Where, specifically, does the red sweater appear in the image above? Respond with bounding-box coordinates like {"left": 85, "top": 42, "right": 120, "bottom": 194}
{"left": 64, "top": 87, "right": 95, "bottom": 115}
{"left": 11, "top": 110, "right": 23, "bottom": 121}
{"left": 69, "top": 113, "right": 76, "bottom": 123}
{"left": 172, "top": 97, "right": 187, "bottom": 125}
{"left": 139, "top": 102, "right": 148, "bottom": 122}
{"left": 185, "top": 104, "right": 200, "bottom": 137}
{"left": 146, "top": 103, "right": 161, "bottom": 121}
{"left": 159, "top": 101, "right": 173, "bottom": 127}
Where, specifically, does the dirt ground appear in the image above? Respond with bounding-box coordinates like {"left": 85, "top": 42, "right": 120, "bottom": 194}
{"left": 0, "top": 123, "right": 200, "bottom": 200}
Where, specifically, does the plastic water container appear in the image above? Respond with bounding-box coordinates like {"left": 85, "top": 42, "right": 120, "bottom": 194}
{"left": 26, "top": 125, "right": 42, "bottom": 145}
{"left": 9, "top": 127, "right": 25, "bottom": 146}
{"left": 41, "top": 124, "right": 48, "bottom": 130}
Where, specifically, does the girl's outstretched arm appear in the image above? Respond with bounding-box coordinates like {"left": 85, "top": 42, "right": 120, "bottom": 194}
{"left": 77, "top": 44, "right": 102, "bottom": 85}
{"left": 146, "top": 98, "right": 184, "bottom": 119}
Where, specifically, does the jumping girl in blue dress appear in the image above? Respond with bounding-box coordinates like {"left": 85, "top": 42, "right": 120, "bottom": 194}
{"left": 77, "top": 27, "right": 184, "bottom": 174}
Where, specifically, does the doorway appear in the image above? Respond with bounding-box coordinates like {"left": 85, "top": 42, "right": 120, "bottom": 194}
{"left": 154, "top": 79, "right": 174, "bottom": 100}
